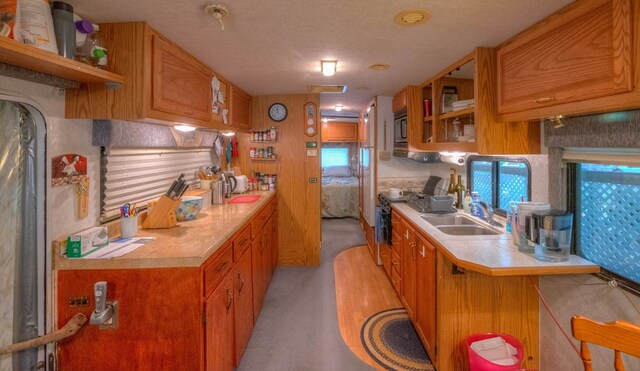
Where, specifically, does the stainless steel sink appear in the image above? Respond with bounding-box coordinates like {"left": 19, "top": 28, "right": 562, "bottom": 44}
{"left": 421, "top": 215, "right": 479, "bottom": 227}
{"left": 436, "top": 225, "right": 500, "bottom": 236}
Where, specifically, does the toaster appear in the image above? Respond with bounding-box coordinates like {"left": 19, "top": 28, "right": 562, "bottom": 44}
{"left": 232, "top": 175, "right": 249, "bottom": 193}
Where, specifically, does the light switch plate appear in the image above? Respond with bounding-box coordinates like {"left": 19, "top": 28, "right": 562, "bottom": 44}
{"left": 307, "top": 149, "right": 318, "bottom": 157}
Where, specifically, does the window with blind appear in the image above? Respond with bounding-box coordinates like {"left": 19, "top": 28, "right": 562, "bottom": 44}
{"left": 101, "top": 148, "right": 215, "bottom": 222}
{"left": 467, "top": 156, "right": 531, "bottom": 215}
{"left": 321, "top": 147, "right": 349, "bottom": 168}
{"left": 565, "top": 149, "right": 640, "bottom": 288}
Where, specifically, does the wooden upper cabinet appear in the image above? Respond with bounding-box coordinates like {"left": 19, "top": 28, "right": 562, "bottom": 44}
{"left": 65, "top": 22, "right": 249, "bottom": 130}
{"left": 152, "top": 35, "right": 212, "bottom": 121}
{"left": 497, "top": 0, "right": 633, "bottom": 117}
{"left": 231, "top": 85, "right": 252, "bottom": 130}
{"left": 321, "top": 122, "right": 358, "bottom": 142}
{"left": 393, "top": 88, "right": 408, "bottom": 112}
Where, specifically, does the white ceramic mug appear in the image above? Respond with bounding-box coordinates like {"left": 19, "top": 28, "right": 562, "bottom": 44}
{"left": 389, "top": 188, "right": 404, "bottom": 199}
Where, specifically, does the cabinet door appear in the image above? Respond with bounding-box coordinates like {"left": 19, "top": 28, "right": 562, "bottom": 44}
{"left": 401, "top": 219, "right": 417, "bottom": 320}
{"left": 497, "top": 0, "right": 633, "bottom": 115}
{"left": 270, "top": 211, "right": 279, "bottom": 271}
{"left": 416, "top": 233, "right": 437, "bottom": 358}
{"left": 393, "top": 88, "right": 407, "bottom": 112}
{"left": 322, "top": 122, "right": 358, "bottom": 142}
{"left": 231, "top": 85, "right": 251, "bottom": 130}
{"left": 205, "top": 274, "right": 234, "bottom": 371}
{"left": 152, "top": 35, "right": 212, "bottom": 121}
{"left": 234, "top": 248, "right": 254, "bottom": 366}
{"left": 251, "top": 232, "right": 267, "bottom": 322}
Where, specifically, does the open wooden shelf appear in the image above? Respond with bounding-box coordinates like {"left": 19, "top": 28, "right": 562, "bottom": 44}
{"left": 250, "top": 141, "right": 277, "bottom": 144}
{"left": 423, "top": 115, "right": 433, "bottom": 122}
{"left": 439, "top": 107, "right": 474, "bottom": 120}
{"left": 250, "top": 158, "right": 277, "bottom": 162}
{"left": 0, "top": 36, "right": 124, "bottom": 85}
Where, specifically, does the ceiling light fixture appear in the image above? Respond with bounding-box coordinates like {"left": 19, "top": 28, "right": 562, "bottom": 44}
{"left": 334, "top": 104, "right": 343, "bottom": 112}
{"left": 368, "top": 64, "right": 390, "bottom": 71}
{"left": 394, "top": 9, "right": 432, "bottom": 26}
{"left": 174, "top": 124, "right": 196, "bottom": 132}
{"left": 204, "top": 3, "right": 229, "bottom": 31}
{"left": 221, "top": 130, "right": 236, "bottom": 137}
{"left": 321, "top": 60, "right": 337, "bottom": 76}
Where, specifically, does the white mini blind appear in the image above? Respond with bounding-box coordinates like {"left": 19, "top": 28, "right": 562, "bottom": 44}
{"left": 101, "top": 148, "right": 215, "bottom": 221}
{"left": 562, "top": 148, "right": 640, "bottom": 166}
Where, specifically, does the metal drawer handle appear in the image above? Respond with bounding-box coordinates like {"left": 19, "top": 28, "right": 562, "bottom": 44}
{"left": 534, "top": 96, "right": 555, "bottom": 104}
{"left": 404, "top": 230, "right": 409, "bottom": 239}
{"left": 226, "top": 289, "right": 233, "bottom": 312}
{"left": 216, "top": 261, "right": 229, "bottom": 273}
{"left": 420, "top": 245, "right": 425, "bottom": 258}
{"left": 238, "top": 273, "right": 245, "bottom": 293}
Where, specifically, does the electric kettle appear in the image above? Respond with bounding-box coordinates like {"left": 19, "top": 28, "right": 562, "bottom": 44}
{"left": 221, "top": 172, "right": 237, "bottom": 198}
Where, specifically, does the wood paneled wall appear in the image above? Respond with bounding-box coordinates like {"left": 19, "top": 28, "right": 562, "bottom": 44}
{"left": 235, "top": 94, "right": 321, "bottom": 266}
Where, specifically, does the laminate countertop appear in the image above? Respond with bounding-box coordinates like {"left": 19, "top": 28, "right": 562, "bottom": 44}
{"left": 54, "top": 191, "right": 276, "bottom": 271}
{"left": 391, "top": 203, "right": 600, "bottom": 276}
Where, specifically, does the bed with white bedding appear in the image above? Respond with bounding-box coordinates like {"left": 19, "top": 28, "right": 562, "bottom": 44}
{"left": 321, "top": 166, "right": 359, "bottom": 218}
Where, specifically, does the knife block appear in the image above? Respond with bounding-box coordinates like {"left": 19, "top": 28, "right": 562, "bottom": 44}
{"left": 142, "top": 195, "right": 181, "bottom": 229}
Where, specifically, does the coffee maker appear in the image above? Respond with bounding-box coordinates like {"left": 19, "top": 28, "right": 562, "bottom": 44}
{"left": 526, "top": 210, "right": 573, "bottom": 262}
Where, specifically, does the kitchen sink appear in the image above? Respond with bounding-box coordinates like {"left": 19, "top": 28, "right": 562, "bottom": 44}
{"left": 436, "top": 225, "right": 500, "bottom": 236}
{"left": 421, "top": 215, "right": 479, "bottom": 227}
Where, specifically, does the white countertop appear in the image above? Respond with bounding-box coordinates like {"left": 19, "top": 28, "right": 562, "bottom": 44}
{"left": 391, "top": 203, "right": 600, "bottom": 276}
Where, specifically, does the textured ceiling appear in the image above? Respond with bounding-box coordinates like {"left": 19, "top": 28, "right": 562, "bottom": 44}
{"left": 66, "top": 0, "right": 573, "bottom": 117}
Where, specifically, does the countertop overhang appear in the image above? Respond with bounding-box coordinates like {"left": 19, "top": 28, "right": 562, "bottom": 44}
{"left": 54, "top": 191, "right": 276, "bottom": 270}
{"left": 391, "top": 203, "right": 600, "bottom": 276}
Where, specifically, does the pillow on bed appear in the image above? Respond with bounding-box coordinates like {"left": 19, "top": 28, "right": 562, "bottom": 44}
{"left": 324, "top": 165, "right": 352, "bottom": 177}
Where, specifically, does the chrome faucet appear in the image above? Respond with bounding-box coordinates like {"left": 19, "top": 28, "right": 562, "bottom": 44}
{"left": 475, "top": 201, "right": 502, "bottom": 227}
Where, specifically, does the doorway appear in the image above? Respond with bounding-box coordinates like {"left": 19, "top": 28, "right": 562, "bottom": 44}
{"left": 0, "top": 97, "right": 48, "bottom": 370}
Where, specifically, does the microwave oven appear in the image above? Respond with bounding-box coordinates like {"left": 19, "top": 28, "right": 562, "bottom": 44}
{"left": 394, "top": 109, "right": 407, "bottom": 148}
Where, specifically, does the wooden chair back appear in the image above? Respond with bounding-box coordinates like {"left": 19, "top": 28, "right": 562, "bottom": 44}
{"left": 571, "top": 315, "right": 640, "bottom": 371}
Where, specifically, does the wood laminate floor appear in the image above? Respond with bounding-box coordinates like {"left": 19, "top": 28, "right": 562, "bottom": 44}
{"left": 334, "top": 245, "right": 402, "bottom": 370}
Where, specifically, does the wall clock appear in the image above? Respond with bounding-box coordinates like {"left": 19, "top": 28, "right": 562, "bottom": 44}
{"left": 268, "top": 103, "right": 288, "bottom": 122}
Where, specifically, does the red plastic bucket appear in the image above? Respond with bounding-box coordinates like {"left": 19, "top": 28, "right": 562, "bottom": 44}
{"left": 466, "top": 333, "right": 524, "bottom": 371}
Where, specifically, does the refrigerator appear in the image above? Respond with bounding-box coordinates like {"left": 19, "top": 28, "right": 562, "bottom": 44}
{"left": 0, "top": 96, "right": 47, "bottom": 370}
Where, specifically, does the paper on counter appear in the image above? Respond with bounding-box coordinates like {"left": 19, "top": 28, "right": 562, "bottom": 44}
{"left": 83, "top": 237, "right": 155, "bottom": 259}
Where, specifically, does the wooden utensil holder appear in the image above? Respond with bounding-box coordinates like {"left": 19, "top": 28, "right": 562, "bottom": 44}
{"left": 142, "top": 195, "right": 181, "bottom": 229}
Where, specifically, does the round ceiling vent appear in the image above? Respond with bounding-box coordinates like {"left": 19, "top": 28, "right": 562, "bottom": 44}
{"left": 368, "top": 64, "right": 390, "bottom": 71}
{"left": 394, "top": 9, "right": 432, "bottom": 26}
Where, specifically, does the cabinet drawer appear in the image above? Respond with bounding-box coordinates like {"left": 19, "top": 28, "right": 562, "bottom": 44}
{"left": 251, "top": 202, "right": 274, "bottom": 239}
{"left": 391, "top": 248, "right": 401, "bottom": 270}
{"left": 233, "top": 226, "right": 252, "bottom": 261}
{"left": 391, "top": 232, "right": 401, "bottom": 254}
{"left": 391, "top": 211, "right": 401, "bottom": 230}
{"left": 204, "top": 244, "right": 233, "bottom": 298}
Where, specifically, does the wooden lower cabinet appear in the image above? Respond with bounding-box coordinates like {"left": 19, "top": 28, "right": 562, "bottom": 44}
{"left": 56, "top": 198, "right": 277, "bottom": 371}
{"left": 205, "top": 274, "right": 234, "bottom": 371}
{"left": 380, "top": 242, "right": 392, "bottom": 277}
{"left": 415, "top": 233, "right": 436, "bottom": 359}
{"left": 233, "top": 248, "right": 254, "bottom": 365}
{"left": 400, "top": 219, "right": 417, "bottom": 320}
{"left": 389, "top": 212, "right": 539, "bottom": 371}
